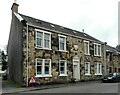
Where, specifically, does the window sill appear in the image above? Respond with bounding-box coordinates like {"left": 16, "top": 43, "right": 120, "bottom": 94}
{"left": 94, "top": 55, "right": 101, "bottom": 57}
{"left": 59, "top": 74, "right": 67, "bottom": 76}
{"left": 85, "top": 74, "right": 91, "bottom": 76}
{"left": 84, "top": 53, "right": 90, "bottom": 56}
{"left": 94, "top": 73, "right": 102, "bottom": 75}
{"left": 58, "top": 50, "right": 68, "bottom": 53}
{"left": 35, "top": 75, "right": 52, "bottom": 78}
{"left": 35, "top": 47, "right": 52, "bottom": 51}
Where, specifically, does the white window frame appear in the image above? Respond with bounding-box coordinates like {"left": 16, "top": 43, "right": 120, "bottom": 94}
{"left": 84, "top": 40, "right": 90, "bottom": 55}
{"left": 94, "top": 43, "right": 101, "bottom": 56}
{"left": 35, "top": 58, "right": 52, "bottom": 77}
{"left": 94, "top": 63, "right": 102, "bottom": 75}
{"left": 58, "top": 34, "right": 66, "bottom": 52}
{"left": 35, "top": 29, "right": 51, "bottom": 50}
{"left": 59, "top": 60, "right": 67, "bottom": 76}
{"left": 85, "top": 62, "right": 91, "bottom": 75}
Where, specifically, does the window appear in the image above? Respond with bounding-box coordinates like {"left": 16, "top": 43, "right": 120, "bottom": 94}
{"left": 36, "top": 59, "right": 42, "bottom": 75}
{"left": 59, "top": 60, "right": 67, "bottom": 76}
{"left": 44, "top": 33, "right": 50, "bottom": 48}
{"left": 59, "top": 35, "right": 66, "bottom": 51}
{"left": 115, "top": 68, "right": 117, "bottom": 72}
{"left": 84, "top": 41, "right": 90, "bottom": 55}
{"left": 94, "top": 43, "right": 101, "bottom": 56}
{"left": 94, "top": 63, "right": 102, "bottom": 75}
{"left": 35, "top": 29, "right": 51, "bottom": 50}
{"left": 36, "top": 58, "right": 52, "bottom": 77}
{"left": 36, "top": 32, "right": 43, "bottom": 48}
{"left": 85, "top": 62, "right": 90, "bottom": 75}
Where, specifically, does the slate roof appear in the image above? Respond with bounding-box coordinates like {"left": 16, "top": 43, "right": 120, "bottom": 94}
{"left": 17, "top": 13, "right": 104, "bottom": 44}
{"left": 106, "top": 45, "right": 120, "bottom": 55}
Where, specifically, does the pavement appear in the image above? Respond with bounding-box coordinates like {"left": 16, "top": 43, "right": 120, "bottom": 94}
{"left": 2, "top": 80, "right": 72, "bottom": 94}
{"left": 1, "top": 79, "right": 101, "bottom": 94}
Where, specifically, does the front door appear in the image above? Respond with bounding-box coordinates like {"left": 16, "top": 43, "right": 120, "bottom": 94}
{"left": 73, "top": 57, "right": 80, "bottom": 80}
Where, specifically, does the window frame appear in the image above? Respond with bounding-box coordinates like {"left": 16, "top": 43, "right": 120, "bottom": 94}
{"left": 94, "top": 63, "right": 102, "bottom": 75}
{"left": 35, "top": 29, "right": 51, "bottom": 50}
{"left": 94, "top": 43, "right": 101, "bottom": 56}
{"left": 58, "top": 34, "right": 66, "bottom": 52}
{"left": 85, "top": 62, "right": 91, "bottom": 75}
{"left": 59, "top": 60, "right": 67, "bottom": 76}
{"left": 35, "top": 58, "right": 52, "bottom": 77}
{"left": 84, "top": 40, "right": 90, "bottom": 55}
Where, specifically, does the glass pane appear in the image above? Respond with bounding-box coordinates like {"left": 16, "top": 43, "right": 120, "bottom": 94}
{"left": 37, "top": 32, "right": 42, "bottom": 38}
{"left": 60, "top": 43, "right": 64, "bottom": 50}
{"left": 60, "top": 37, "right": 64, "bottom": 43}
{"left": 86, "top": 43, "right": 88, "bottom": 54}
{"left": 60, "top": 67, "right": 64, "bottom": 74}
{"left": 44, "top": 33, "right": 50, "bottom": 40}
{"left": 45, "top": 66, "right": 49, "bottom": 74}
{"left": 98, "top": 64, "right": 101, "bottom": 73}
{"left": 60, "top": 61, "right": 64, "bottom": 66}
{"left": 44, "top": 40, "right": 49, "bottom": 48}
{"left": 45, "top": 60, "right": 50, "bottom": 65}
{"left": 37, "top": 59, "right": 42, "bottom": 65}
{"left": 98, "top": 45, "right": 101, "bottom": 55}
{"left": 85, "top": 42, "right": 88, "bottom": 54}
{"left": 37, "top": 66, "right": 42, "bottom": 75}
{"left": 37, "top": 38, "right": 42, "bottom": 47}
{"left": 94, "top": 45, "right": 97, "bottom": 55}
{"left": 44, "top": 33, "right": 50, "bottom": 48}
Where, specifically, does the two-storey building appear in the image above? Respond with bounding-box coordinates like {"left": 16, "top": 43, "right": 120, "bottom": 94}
{"left": 8, "top": 3, "right": 105, "bottom": 86}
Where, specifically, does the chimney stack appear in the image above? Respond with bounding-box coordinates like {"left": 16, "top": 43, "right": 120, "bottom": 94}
{"left": 11, "top": 3, "right": 19, "bottom": 13}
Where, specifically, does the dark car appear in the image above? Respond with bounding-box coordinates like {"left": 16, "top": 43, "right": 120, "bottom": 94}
{"left": 102, "top": 73, "right": 120, "bottom": 83}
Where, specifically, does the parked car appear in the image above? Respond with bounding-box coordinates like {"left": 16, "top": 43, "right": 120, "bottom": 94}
{"left": 102, "top": 73, "right": 120, "bottom": 83}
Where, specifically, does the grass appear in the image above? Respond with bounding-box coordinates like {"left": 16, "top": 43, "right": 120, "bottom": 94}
{"left": 5, "top": 80, "right": 22, "bottom": 88}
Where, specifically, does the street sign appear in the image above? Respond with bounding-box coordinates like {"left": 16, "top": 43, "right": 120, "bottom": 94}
{"left": 29, "top": 76, "right": 36, "bottom": 84}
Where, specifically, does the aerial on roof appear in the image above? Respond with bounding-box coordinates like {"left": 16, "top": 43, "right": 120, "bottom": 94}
{"left": 15, "top": 12, "right": 104, "bottom": 43}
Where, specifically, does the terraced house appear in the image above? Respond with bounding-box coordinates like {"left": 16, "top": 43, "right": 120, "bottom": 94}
{"left": 106, "top": 45, "right": 120, "bottom": 74}
{"left": 8, "top": 3, "right": 107, "bottom": 86}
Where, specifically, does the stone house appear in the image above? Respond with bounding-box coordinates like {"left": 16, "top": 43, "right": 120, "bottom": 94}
{"left": 8, "top": 3, "right": 105, "bottom": 86}
{"left": 106, "top": 45, "right": 120, "bottom": 74}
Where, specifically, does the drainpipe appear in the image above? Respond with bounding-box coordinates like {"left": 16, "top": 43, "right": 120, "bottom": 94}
{"left": 104, "top": 42, "right": 107, "bottom": 76}
{"left": 26, "top": 23, "right": 29, "bottom": 87}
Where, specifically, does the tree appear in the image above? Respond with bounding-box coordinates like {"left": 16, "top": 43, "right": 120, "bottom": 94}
{"left": 1, "top": 51, "right": 7, "bottom": 71}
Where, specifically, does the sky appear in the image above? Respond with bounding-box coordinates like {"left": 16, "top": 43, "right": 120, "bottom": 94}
{"left": 0, "top": 0, "right": 119, "bottom": 50}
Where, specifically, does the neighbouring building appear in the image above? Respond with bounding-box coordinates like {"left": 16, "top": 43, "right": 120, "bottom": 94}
{"left": 106, "top": 45, "right": 120, "bottom": 74}
{"left": 8, "top": 3, "right": 119, "bottom": 86}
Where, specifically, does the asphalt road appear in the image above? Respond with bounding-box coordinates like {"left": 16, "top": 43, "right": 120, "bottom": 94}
{"left": 22, "top": 81, "right": 119, "bottom": 93}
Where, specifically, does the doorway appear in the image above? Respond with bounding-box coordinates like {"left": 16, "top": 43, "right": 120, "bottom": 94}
{"left": 73, "top": 57, "right": 80, "bottom": 80}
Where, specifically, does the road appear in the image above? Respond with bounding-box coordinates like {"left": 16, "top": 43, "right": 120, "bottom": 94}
{"left": 22, "top": 81, "right": 119, "bottom": 93}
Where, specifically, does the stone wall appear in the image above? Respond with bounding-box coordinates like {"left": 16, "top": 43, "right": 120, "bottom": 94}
{"left": 22, "top": 26, "right": 104, "bottom": 84}
{"left": 106, "top": 52, "right": 120, "bottom": 73}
